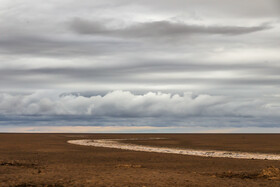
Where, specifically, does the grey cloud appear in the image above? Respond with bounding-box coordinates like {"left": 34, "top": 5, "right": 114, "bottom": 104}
{"left": 70, "top": 18, "right": 271, "bottom": 38}
{"left": 1, "top": 58, "right": 279, "bottom": 75}
{"left": 1, "top": 62, "right": 279, "bottom": 88}
{"left": 0, "top": 91, "right": 279, "bottom": 127}
{"left": 0, "top": 91, "right": 225, "bottom": 116}
{"left": 1, "top": 0, "right": 280, "bottom": 131}
{"left": 0, "top": 34, "right": 136, "bottom": 57}
{"left": 0, "top": 90, "right": 278, "bottom": 117}
{"left": 2, "top": 114, "right": 279, "bottom": 128}
{"left": 0, "top": 0, "right": 278, "bottom": 58}
{"left": 114, "top": 0, "right": 280, "bottom": 18}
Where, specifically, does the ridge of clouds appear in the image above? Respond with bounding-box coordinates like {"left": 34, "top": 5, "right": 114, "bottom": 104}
{"left": 0, "top": 90, "right": 278, "bottom": 118}
{"left": 0, "top": 90, "right": 279, "bottom": 128}
{"left": 70, "top": 18, "right": 271, "bottom": 38}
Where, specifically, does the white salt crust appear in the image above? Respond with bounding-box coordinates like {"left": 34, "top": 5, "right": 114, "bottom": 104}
{"left": 67, "top": 139, "right": 280, "bottom": 160}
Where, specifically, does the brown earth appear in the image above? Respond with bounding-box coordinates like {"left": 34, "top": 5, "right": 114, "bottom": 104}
{"left": 1, "top": 133, "right": 280, "bottom": 187}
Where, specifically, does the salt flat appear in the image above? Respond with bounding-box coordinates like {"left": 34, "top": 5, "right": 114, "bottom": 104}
{"left": 68, "top": 138, "right": 280, "bottom": 160}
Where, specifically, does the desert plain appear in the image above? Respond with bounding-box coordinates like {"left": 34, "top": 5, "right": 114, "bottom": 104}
{"left": 1, "top": 133, "right": 280, "bottom": 187}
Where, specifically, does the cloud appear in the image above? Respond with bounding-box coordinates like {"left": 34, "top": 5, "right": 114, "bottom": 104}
{"left": 0, "top": 34, "right": 135, "bottom": 57}
{"left": 0, "top": 61, "right": 279, "bottom": 93}
{"left": 70, "top": 18, "right": 271, "bottom": 38}
{"left": 113, "top": 0, "right": 280, "bottom": 18}
{"left": 0, "top": 90, "right": 280, "bottom": 129}
{"left": 0, "top": 90, "right": 279, "bottom": 122}
{"left": 0, "top": 91, "right": 224, "bottom": 116}
{"left": 0, "top": 0, "right": 280, "bottom": 131}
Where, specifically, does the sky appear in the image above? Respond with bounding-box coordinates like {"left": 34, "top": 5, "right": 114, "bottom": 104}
{"left": 0, "top": 0, "right": 280, "bottom": 133}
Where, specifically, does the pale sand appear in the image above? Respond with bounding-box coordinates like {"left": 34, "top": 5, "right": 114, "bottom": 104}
{"left": 68, "top": 139, "right": 280, "bottom": 160}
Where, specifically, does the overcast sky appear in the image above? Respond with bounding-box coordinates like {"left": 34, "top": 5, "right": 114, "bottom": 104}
{"left": 0, "top": 0, "right": 280, "bottom": 132}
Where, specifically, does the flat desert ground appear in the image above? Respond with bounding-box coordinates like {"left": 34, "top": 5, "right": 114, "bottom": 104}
{"left": 1, "top": 134, "right": 280, "bottom": 186}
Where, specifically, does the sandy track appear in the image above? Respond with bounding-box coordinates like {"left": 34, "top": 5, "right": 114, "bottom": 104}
{"left": 68, "top": 138, "right": 280, "bottom": 160}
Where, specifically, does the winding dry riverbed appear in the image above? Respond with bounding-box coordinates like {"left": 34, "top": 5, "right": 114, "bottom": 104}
{"left": 68, "top": 139, "right": 280, "bottom": 160}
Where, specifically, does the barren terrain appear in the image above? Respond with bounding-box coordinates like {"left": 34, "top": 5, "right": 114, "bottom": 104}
{"left": 1, "top": 134, "right": 280, "bottom": 186}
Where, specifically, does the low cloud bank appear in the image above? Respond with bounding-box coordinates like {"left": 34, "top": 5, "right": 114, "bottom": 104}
{"left": 0, "top": 90, "right": 272, "bottom": 116}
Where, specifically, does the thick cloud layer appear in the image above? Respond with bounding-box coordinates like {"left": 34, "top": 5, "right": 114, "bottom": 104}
{"left": 0, "top": 0, "right": 280, "bottom": 131}
{"left": 0, "top": 91, "right": 279, "bottom": 127}
{"left": 0, "top": 91, "right": 226, "bottom": 116}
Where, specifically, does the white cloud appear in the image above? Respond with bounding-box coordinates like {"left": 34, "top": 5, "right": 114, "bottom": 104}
{"left": 0, "top": 90, "right": 279, "bottom": 119}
